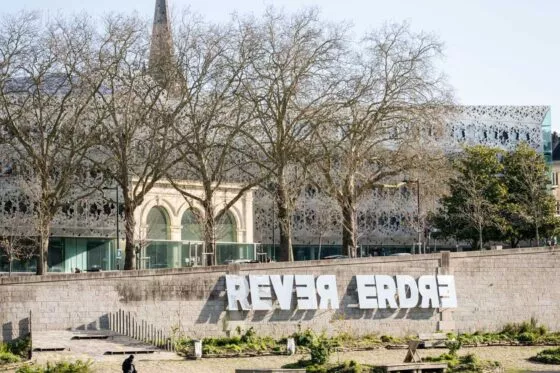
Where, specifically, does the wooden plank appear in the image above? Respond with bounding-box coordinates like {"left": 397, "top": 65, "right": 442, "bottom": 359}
{"left": 418, "top": 333, "right": 447, "bottom": 340}
{"left": 380, "top": 362, "right": 447, "bottom": 372}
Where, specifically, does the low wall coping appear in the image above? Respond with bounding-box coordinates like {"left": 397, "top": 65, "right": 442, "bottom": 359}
{"left": 0, "top": 246, "right": 554, "bottom": 286}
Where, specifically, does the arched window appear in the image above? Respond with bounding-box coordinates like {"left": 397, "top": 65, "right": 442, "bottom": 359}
{"left": 147, "top": 207, "right": 169, "bottom": 240}
{"left": 217, "top": 211, "right": 237, "bottom": 242}
{"left": 181, "top": 209, "right": 201, "bottom": 241}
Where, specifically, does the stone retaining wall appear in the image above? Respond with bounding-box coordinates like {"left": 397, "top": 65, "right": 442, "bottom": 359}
{"left": 1, "top": 247, "right": 559, "bottom": 342}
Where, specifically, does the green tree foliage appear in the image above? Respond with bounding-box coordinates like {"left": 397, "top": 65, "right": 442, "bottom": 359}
{"left": 431, "top": 146, "right": 506, "bottom": 249}
{"left": 431, "top": 144, "right": 560, "bottom": 249}
{"left": 502, "top": 142, "right": 559, "bottom": 247}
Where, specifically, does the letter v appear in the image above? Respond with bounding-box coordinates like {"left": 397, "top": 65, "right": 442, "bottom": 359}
{"left": 270, "top": 275, "right": 294, "bottom": 310}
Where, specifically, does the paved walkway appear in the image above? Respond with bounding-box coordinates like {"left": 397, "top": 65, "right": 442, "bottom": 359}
{"left": 24, "top": 346, "right": 560, "bottom": 372}
{"left": 32, "top": 330, "right": 181, "bottom": 363}
{"left": 5, "top": 331, "right": 557, "bottom": 372}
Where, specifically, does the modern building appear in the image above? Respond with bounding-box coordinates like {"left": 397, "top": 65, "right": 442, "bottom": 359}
{"left": 550, "top": 132, "right": 560, "bottom": 215}
{"left": 254, "top": 105, "right": 552, "bottom": 259}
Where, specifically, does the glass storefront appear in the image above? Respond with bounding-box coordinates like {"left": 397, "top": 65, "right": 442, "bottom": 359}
{"left": 0, "top": 237, "right": 116, "bottom": 273}
{"left": 215, "top": 243, "right": 255, "bottom": 264}
{"left": 140, "top": 241, "right": 256, "bottom": 269}
{"left": 55, "top": 237, "right": 117, "bottom": 272}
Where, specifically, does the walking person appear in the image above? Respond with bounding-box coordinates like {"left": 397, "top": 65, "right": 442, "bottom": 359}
{"left": 122, "top": 354, "right": 137, "bottom": 373}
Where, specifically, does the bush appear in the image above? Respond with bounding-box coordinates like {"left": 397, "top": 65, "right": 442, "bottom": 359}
{"left": 293, "top": 328, "right": 316, "bottom": 348}
{"left": 284, "top": 359, "right": 366, "bottom": 373}
{"left": 423, "top": 352, "right": 501, "bottom": 373}
{"left": 16, "top": 360, "right": 92, "bottom": 373}
{"left": 309, "top": 338, "right": 331, "bottom": 365}
{"left": 530, "top": 347, "right": 560, "bottom": 365}
{"left": 0, "top": 336, "right": 31, "bottom": 361}
{"left": 448, "top": 319, "right": 556, "bottom": 346}
{"left": 337, "top": 360, "right": 364, "bottom": 373}
{"left": 445, "top": 340, "right": 462, "bottom": 356}
{"left": 175, "top": 327, "right": 282, "bottom": 356}
{"left": 517, "top": 332, "right": 537, "bottom": 344}
{"left": 0, "top": 351, "right": 21, "bottom": 364}
{"left": 502, "top": 318, "right": 547, "bottom": 337}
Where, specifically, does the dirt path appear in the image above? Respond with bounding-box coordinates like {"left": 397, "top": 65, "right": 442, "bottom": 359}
{"left": 16, "top": 346, "right": 559, "bottom": 372}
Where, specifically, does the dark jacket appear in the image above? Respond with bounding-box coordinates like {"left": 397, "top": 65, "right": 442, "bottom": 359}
{"left": 122, "top": 356, "right": 136, "bottom": 373}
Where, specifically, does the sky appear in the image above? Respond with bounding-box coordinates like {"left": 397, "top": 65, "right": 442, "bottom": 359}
{"left": 2, "top": 0, "right": 559, "bottom": 131}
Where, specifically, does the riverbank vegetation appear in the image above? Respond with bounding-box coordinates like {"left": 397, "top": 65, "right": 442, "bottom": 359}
{"left": 174, "top": 320, "right": 560, "bottom": 358}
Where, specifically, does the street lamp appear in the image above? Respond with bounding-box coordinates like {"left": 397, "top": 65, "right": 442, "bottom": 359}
{"left": 403, "top": 179, "right": 421, "bottom": 254}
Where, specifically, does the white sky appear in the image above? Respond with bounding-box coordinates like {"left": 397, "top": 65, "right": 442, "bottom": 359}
{"left": 2, "top": 0, "right": 558, "bottom": 131}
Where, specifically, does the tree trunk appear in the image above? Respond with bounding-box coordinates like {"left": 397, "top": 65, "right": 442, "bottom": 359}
{"left": 123, "top": 200, "right": 137, "bottom": 270}
{"left": 478, "top": 223, "right": 483, "bottom": 250}
{"left": 341, "top": 201, "right": 357, "bottom": 258}
{"left": 202, "top": 200, "right": 216, "bottom": 266}
{"left": 535, "top": 222, "right": 540, "bottom": 246}
{"left": 275, "top": 174, "right": 294, "bottom": 262}
{"left": 340, "top": 176, "right": 357, "bottom": 258}
{"left": 36, "top": 221, "right": 50, "bottom": 275}
{"left": 510, "top": 238, "right": 519, "bottom": 248}
{"left": 277, "top": 200, "right": 293, "bottom": 262}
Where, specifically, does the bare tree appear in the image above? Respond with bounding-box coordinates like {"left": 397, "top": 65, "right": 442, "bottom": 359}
{"left": 314, "top": 22, "right": 453, "bottom": 257}
{"left": 88, "top": 14, "right": 183, "bottom": 270}
{"left": 0, "top": 13, "right": 105, "bottom": 274}
{"left": 0, "top": 211, "right": 36, "bottom": 276}
{"left": 238, "top": 8, "right": 348, "bottom": 261}
{"left": 167, "top": 14, "right": 266, "bottom": 265}
{"left": 294, "top": 186, "right": 339, "bottom": 258}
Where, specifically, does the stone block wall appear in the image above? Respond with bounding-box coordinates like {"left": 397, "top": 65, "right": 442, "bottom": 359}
{"left": 1, "top": 247, "right": 559, "bottom": 342}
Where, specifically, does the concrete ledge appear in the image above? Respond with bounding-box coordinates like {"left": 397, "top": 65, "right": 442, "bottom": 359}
{"left": 0, "top": 246, "right": 554, "bottom": 286}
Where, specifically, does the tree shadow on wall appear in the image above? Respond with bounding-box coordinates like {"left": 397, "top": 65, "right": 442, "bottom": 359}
{"left": 196, "top": 279, "right": 227, "bottom": 325}
{"left": 2, "top": 316, "right": 30, "bottom": 342}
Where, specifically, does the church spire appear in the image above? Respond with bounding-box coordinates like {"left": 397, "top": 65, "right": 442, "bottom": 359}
{"left": 148, "top": 0, "right": 177, "bottom": 91}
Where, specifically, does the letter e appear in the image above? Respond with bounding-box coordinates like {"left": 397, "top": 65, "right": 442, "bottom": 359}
{"left": 249, "top": 275, "right": 273, "bottom": 310}
{"left": 356, "top": 275, "right": 377, "bottom": 309}
{"left": 437, "top": 275, "right": 458, "bottom": 308}
{"left": 295, "top": 275, "right": 318, "bottom": 310}
{"left": 375, "top": 275, "right": 398, "bottom": 308}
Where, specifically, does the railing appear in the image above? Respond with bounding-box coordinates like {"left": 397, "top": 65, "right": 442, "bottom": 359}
{"left": 108, "top": 309, "right": 175, "bottom": 352}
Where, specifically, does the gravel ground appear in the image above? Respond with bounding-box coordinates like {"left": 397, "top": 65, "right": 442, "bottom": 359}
{"left": 11, "top": 346, "right": 559, "bottom": 372}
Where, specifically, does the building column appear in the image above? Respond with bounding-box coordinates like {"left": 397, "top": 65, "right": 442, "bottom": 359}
{"left": 170, "top": 225, "right": 182, "bottom": 268}
{"left": 243, "top": 191, "right": 254, "bottom": 243}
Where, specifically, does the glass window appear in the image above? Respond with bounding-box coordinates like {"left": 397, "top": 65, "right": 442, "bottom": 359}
{"left": 181, "top": 209, "right": 201, "bottom": 241}
{"left": 86, "top": 239, "right": 112, "bottom": 271}
{"left": 147, "top": 207, "right": 170, "bottom": 240}
{"left": 216, "top": 211, "right": 236, "bottom": 242}
{"left": 48, "top": 238, "right": 65, "bottom": 272}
